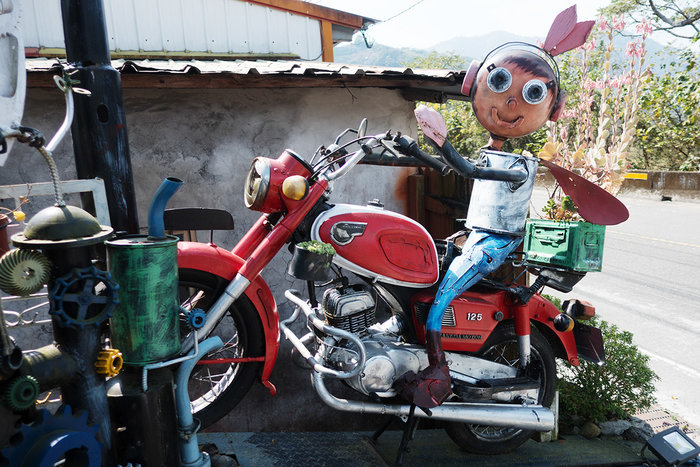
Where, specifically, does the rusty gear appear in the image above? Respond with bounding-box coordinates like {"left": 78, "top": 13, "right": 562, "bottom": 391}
{"left": 0, "top": 248, "right": 50, "bottom": 296}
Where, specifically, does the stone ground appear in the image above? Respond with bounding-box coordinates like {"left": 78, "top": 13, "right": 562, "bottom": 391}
{"left": 199, "top": 405, "right": 700, "bottom": 466}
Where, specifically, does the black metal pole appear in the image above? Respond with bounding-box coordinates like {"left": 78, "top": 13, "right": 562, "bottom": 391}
{"left": 60, "top": 0, "right": 139, "bottom": 234}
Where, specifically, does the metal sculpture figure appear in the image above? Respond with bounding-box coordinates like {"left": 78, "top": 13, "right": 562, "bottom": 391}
{"left": 395, "top": 6, "right": 596, "bottom": 409}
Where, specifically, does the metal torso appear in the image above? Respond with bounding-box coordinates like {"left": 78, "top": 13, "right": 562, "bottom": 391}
{"left": 466, "top": 150, "right": 539, "bottom": 236}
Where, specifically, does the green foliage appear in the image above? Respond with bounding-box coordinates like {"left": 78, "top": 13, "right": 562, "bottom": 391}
{"left": 557, "top": 316, "right": 658, "bottom": 422}
{"left": 632, "top": 50, "right": 700, "bottom": 170}
{"left": 541, "top": 195, "right": 579, "bottom": 221}
{"left": 402, "top": 51, "right": 469, "bottom": 70}
{"left": 297, "top": 241, "right": 336, "bottom": 256}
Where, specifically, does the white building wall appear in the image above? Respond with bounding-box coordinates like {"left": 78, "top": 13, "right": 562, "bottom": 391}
{"left": 21, "top": 0, "right": 323, "bottom": 59}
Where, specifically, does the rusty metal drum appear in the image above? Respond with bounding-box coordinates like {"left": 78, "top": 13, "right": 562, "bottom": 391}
{"left": 465, "top": 149, "right": 539, "bottom": 236}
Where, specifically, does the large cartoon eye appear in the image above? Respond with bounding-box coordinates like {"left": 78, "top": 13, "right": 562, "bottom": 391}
{"left": 487, "top": 67, "right": 512, "bottom": 93}
{"left": 522, "top": 79, "right": 548, "bottom": 104}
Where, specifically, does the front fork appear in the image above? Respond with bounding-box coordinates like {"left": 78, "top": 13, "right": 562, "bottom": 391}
{"left": 514, "top": 303, "right": 532, "bottom": 369}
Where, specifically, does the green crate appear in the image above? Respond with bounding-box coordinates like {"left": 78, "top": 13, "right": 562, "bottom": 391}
{"left": 524, "top": 219, "right": 606, "bottom": 272}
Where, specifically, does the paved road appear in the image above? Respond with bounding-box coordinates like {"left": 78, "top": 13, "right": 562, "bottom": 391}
{"left": 531, "top": 188, "right": 700, "bottom": 428}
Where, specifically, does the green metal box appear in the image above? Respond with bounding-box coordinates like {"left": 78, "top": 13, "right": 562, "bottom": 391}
{"left": 524, "top": 219, "right": 606, "bottom": 272}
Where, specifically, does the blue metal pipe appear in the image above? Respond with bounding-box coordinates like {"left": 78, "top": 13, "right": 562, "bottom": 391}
{"left": 148, "top": 177, "right": 183, "bottom": 239}
{"left": 174, "top": 336, "right": 223, "bottom": 467}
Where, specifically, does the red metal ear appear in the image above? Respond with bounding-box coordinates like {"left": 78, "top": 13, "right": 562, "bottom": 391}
{"left": 461, "top": 60, "right": 482, "bottom": 98}
{"left": 549, "top": 89, "right": 567, "bottom": 121}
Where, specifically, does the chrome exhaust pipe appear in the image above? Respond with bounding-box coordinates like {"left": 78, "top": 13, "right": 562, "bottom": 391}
{"left": 311, "top": 372, "right": 554, "bottom": 432}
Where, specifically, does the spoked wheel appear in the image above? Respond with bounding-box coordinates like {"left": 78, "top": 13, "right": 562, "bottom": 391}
{"left": 178, "top": 268, "right": 265, "bottom": 429}
{"left": 445, "top": 323, "right": 557, "bottom": 455}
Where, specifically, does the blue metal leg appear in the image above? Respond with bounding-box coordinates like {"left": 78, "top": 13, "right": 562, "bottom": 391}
{"left": 426, "top": 231, "right": 522, "bottom": 333}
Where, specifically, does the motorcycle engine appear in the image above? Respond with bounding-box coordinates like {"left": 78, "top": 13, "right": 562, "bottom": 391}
{"left": 322, "top": 285, "right": 375, "bottom": 336}
{"left": 323, "top": 285, "right": 427, "bottom": 397}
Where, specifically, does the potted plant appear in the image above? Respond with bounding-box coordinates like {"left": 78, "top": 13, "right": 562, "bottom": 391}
{"left": 287, "top": 240, "right": 336, "bottom": 281}
{"left": 524, "top": 195, "right": 607, "bottom": 272}
{"left": 525, "top": 15, "right": 651, "bottom": 273}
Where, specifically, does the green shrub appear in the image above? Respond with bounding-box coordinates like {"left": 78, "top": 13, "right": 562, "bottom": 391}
{"left": 297, "top": 241, "right": 336, "bottom": 256}
{"left": 557, "top": 316, "right": 658, "bottom": 422}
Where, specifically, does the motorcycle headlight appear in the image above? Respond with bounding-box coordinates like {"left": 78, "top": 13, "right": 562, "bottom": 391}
{"left": 244, "top": 157, "right": 271, "bottom": 210}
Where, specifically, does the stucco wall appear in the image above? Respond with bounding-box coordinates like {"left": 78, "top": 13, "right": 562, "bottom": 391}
{"left": 1, "top": 85, "right": 418, "bottom": 431}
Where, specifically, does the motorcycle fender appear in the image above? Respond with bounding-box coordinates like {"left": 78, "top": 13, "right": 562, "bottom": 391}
{"left": 177, "top": 241, "right": 280, "bottom": 395}
{"left": 528, "top": 295, "right": 580, "bottom": 366}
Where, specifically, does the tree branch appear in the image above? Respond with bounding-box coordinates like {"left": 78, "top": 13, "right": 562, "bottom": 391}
{"left": 648, "top": 0, "right": 700, "bottom": 28}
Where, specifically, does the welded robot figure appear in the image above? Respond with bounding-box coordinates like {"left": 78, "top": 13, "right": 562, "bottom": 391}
{"left": 394, "top": 6, "right": 595, "bottom": 408}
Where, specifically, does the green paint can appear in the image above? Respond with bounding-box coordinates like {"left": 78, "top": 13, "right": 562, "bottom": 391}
{"left": 106, "top": 235, "right": 181, "bottom": 365}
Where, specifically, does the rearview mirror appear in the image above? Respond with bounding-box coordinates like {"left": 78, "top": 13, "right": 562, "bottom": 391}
{"left": 414, "top": 105, "right": 447, "bottom": 148}
{"left": 358, "top": 118, "right": 368, "bottom": 138}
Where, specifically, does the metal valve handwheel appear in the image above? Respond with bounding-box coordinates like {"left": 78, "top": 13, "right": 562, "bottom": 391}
{"left": 49, "top": 266, "right": 119, "bottom": 328}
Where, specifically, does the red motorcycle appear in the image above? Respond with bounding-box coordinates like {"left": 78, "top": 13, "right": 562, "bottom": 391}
{"left": 173, "top": 119, "right": 604, "bottom": 455}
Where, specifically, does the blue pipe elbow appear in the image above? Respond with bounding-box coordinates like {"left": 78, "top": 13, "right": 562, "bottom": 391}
{"left": 148, "top": 177, "right": 183, "bottom": 239}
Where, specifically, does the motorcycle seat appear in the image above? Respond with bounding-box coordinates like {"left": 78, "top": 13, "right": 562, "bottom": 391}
{"left": 164, "top": 207, "right": 234, "bottom": 242}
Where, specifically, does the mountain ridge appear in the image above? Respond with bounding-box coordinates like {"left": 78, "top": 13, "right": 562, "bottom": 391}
{"left": 334, "top": 30, "right": 673, "bottom": 69}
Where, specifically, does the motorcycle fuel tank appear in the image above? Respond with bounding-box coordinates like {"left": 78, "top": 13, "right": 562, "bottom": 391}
{"left": 311, "top": 204, "right": 439, "bottom": 287}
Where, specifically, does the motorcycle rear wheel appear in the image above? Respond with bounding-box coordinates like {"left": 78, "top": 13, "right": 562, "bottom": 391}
{"left": 178, "top": 268, "right": 265, "bottom": 429}
{"left": 444, "top": 322, "right": 556, "bottom": 455}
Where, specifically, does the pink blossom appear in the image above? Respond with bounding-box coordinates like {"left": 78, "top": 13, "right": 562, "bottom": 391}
{"left": 612, "top": 15, "right": 626, "bottom": 32}
{"left": 583, "top": 78, "right": 599, "bottom": 90}
{"left": 626, "top": 40, "right": 646, "bottom": 59}
{"left": 582, "top": 40, "right": 595, "bottom": 51}
{"left": 598, "top": 16, "right": 609, "bottom": 31}
{"left": 636, "top": 19, "right": 653, "bottom": 36}
{"left": 561, "top": 109, "right": 576, "bottom": 119}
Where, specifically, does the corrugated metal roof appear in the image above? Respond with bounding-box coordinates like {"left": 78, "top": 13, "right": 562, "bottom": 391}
{"left": 26, "top": 58, "right": 468, "bottom": 102}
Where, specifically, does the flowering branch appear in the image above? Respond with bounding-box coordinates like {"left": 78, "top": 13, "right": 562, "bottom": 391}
{"left": 537, "top": 15, "right": 652, "bottom": 217}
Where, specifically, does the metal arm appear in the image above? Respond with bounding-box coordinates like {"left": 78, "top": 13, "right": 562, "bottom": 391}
{"left": 439, "top": 140, "right": 527, "bottom": 183}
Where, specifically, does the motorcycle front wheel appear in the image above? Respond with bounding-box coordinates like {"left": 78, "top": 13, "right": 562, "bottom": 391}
{"left": 444, "top": 322, "right": 557, "bottom": 455}
{"left": 178, "top": 268, "right": 266, "bottom": 429}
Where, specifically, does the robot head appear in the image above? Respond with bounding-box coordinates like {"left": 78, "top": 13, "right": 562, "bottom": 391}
{"left": 460, "top": 6, "right": 594, "bottom": 146}
{"left": 464, "top": 44, "right": 566, "bottom": 141}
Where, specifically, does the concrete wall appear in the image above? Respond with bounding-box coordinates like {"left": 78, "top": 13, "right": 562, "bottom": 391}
{"left": 620, "top": 171, "right": 700, "bottom": 200}
{"left": 1, "top": 85, "right": 418, "bottom": 431}
{"left": 536, "top": 170, "right": 700, "bottom": 201}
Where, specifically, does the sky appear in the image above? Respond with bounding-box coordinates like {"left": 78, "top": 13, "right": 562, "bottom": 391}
{"left": 309, "top": 0, "right": 678, "bottom": 49}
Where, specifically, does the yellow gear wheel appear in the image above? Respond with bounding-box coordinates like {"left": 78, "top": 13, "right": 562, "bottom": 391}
{"left": 94, "top": 348, "right": 123, "bottom": 377}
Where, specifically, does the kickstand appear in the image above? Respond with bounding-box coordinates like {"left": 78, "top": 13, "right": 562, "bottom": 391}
{"left": 369, "top": 417, "right": 395, "bottom": 444}
{"left": 395, "top": 404, "right": 420, "bottom": 467}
